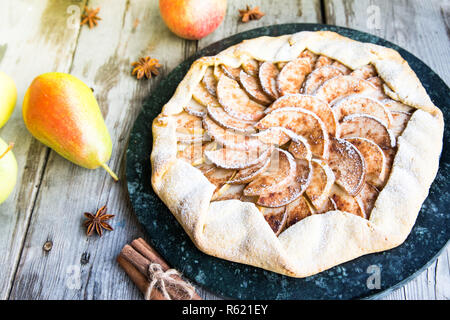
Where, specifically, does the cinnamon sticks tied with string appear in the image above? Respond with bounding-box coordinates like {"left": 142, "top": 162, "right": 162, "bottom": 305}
{"left": 117, "top": 238, "right": 201, "bottom": 300}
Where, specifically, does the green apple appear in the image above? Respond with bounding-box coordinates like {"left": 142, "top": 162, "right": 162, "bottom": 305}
{"left": 0, "top": 137, "right": 17, "bottom": 204}
{"left": 0, "top": 71, "right": 17, "bottom": 128}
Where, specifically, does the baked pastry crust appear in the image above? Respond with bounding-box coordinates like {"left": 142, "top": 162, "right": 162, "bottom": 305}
{"left": 150, "top": 31, "right": 444, "bottom": 277}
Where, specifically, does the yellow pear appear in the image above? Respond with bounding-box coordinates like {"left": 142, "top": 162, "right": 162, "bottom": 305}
{"left": 0, "top": 138, "right": 17, "bottom": 204}
{"left": 0, "top": 71, "right": 17, "bottom": 128}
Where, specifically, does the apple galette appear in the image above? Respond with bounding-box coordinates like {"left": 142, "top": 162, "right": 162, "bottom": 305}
{"left": 151, "top": 31, "right": 443, "bottom": 277}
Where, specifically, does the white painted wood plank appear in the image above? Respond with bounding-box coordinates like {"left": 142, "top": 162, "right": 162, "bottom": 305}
{"left": 0, "top": 0, "right": 87, "bottom": 299}
{"left": 324, "top": 0, "right": 450, "bottom": 300}
{"left": 8, "top": 0, "right": 193, "bottom": 299}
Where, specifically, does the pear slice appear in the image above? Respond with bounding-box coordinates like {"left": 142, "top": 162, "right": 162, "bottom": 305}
{"left": 366, "top": 76, "right": 389, "bottom": 100}
{"left": 345, "top": 137, "right": 386, "bottom": 188}
{"left": 302, "top": 65, "right": 343, "bottom": 95}
{"left": 305, "top": 159, "right": 336, "bottom": 210}
{"left": 202, "top": 67, "right": 217, "bottom": 96}
{"left": 241, "top": 58, "right": 260, "bottom": 77}
{"left": 265, "top": 94, "right": 338, "bottom": 137}
{"left": 204, "top": 146, "right": 271, "bottom": 170}
{"left": 244, "top": 149, "right": 296, "bottom": 196}
{"left": 184, "top": 98, "right": 207, "bottom": 117}
{"left": 174, "top": 112, "right": 205, "bottom": 143}
{"left": 390, "top": 111, "right": 412, "bottom": 138}
{"left": 285, "top": 196, "right": 313, "bottom": 229}
{"left": 177, "top": 141, "right": 211, "bottom": 165}
{"left": 340, "top": 114, "right": 396, "bottom": 149}
{"left": 349, "top": 64, "right": 377, "bottom": 79}
{"left": 192, "top": 83, "right": 220, "bottom": 107}
{"left": 314, "top": 75, "right": 379, "bottom": 104}
{"left": 252, "top": 127, "right": 301, "bottom": 146}
{"left": 356, "top": 182, "right": 379, "bottom": 219}
{"left": 381, "top": 98, "right": 414, "bottom": 113}
{"left": 315, "top": 55, "right": 333, "bottom": 68}
{"left": 258, "top": 206, "right": 288, "bottom": 236}
{"left": 213, "top": 64, "right": 226, "bottom": 80}
{"left": 328, "top": 137, "right": 366, "bottom": 196}
{"left": 212, "top": 184, "right": 245, "bottom": 201}
{"left": 217, "top": 75, "right": 265, "bottom": 121}
{"left": 288, "top": 138, "right": 313, "bottom": 161}
{"left": 228, "top": 155, "right": 271, "bottom": 184}
{"left": 259, "top": 61, "right": 280, "bottom": 99}
{"left": 221, "top": 65, "right": 241, "bottom": 80}
{"left": 316, "top": 197, "right": 338, "bottom": 214}
{"left": 203, "top": 116, "right": 263, "bottom": 150}
{"left": 299, "top": 50, "right": 318, "bottom": 66}
{"left": 332, "top": 95, "right": 393, "bottom": 127}
{"left": 277, "top": 57, "right": 312, "bottom": 96}
{"left": 203, "top": 166, "right": 236, "bottom": 193}
{"left": 257, "top": 159, "right": 312, "bottom": 208}
{"left": 256, "top": 107, "right": 330, "bottom": 159}
{"left": 330, "top": 185, "right": 365, "bottom": 218}
{"left": 207, "top": 105, "right": 256, "bottom": 134}
{"left": 239, "top": 70, "right": 272, "bottom": 105}
{"left": 331, "top": 61, "right": 351, "bottom": 74}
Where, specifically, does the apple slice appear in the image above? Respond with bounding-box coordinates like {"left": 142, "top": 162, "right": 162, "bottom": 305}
{"left": 345, "top": 137, "right": 386, "bottom": 188}
{"left": 356, "top": 182, "right": 379, "bottom": 219}
{"left": 228, "top": 154, "right": 271, "bottom": 184}
{"left": 192, "top": 83, "right": 220, "bottom": 107}
{"left": 332, "top": 95, "right": 393, "bottom": 127}
{"left": 239, "top": 70, "right": 272, "bottom": 105}
{"left": 259, "top": 61, "right": 280, "bottom": 100}
{"left": 202, "top": 116, "right": 263, "bottom": 151}
{"left": 202, "top": 67, "right": 217, "bottom": 96}
{"left": 349, "top": 64, "right": 377, "bottom": 79}
{"left": 277, "top": 57, "right": 312, "bottom": 96}
{"left": 316, "top": 197, "right": 338, "bottom": 214}
{"left": 256, "top": 107, "right": 330, "bottom": 159}
{"left": 315, "top": 55, "right": 333, "bottom": 68}
{"left": 257, "top": 159, "right": 312, "bottom": 208}
{"left": 340, "top": 114, "right": 396, "bottom": 149}
{"left": 288, "top": 138, "right": 313, "bottom": 161}
{"left": 244, "top": 149, "right": 296, "bottom": 196}
{"left": 381, "top": 98, "right": 414, "bottom": 113}
{"left": 265, "top": 94, "right": 338, "bottom": 137}
{"left": 184, "top": 98, "right": 207, "bottom": 117}
{"left": 390, "top": 111, "right": 412, "bottom": 138}
{"left": 302, "top": 65, "right": 343, "bottom": 95}
{"left": 217, "top": 75, "right": 265, "bottom": 121}
{"left": 330, "top": 185, "right": 365, "bottom": 218}
{"left": 285, "top": 196, "right": 313, "bottom": 229}
{"left": 204, "top": 146, "right": 271, "bottom": 170}
{"left": 221, "top": 65, "right": 241, "bottom": 80}
{"left": 252, "top": 127, "right": 300, "bottom": 146}
{"left": 213, "top": 64, "right": 226, "bottom": 80}
{"left": 305, "top": 159, "right": 336, "bottom": 210}
{"left": 314, "top": 75, "right": 378, "bottom": 104}
{"left": 258, "top": 206, "right": 288, "bottom": 236}
{"left": 328, "top": 137, "right": 366, "bottom": 196}
{"left": 212, "top": 184, "right": 245, "bottom": 201}
{"left": 207, "top": 105, "right": 256, "bottom": 134}
{"left": 241, "top": 58, "right": 260, "bottom": 77}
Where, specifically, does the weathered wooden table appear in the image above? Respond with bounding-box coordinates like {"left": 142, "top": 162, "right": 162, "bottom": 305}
{"left": 0, "top": 0, "right": 448, "bottom": 300}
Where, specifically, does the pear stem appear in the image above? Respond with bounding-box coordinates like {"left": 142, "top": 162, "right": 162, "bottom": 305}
{"left": 101, "top": 163, "right": 119, "bottom": 181}
{"left": 0, "top": 143, "right": 14, "bottom": 160}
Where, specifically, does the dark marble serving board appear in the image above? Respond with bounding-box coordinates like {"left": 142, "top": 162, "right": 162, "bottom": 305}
{"left": 125, "top": 24, "right": 449, "bottom": 300}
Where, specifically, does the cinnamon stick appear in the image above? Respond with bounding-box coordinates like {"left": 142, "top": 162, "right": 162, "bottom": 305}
{"left": 117, "top": 238, "right": 201, "bottom": 300}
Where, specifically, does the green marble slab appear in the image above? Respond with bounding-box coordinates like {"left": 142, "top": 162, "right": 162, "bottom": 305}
{"left": 125, "top": 24, "right": 449, "bottom": 300}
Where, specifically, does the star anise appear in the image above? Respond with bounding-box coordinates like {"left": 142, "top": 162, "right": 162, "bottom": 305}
{"left": 84, "top": 205, "right": 114, "bottom": 237}
{"left": 131, "top": 56, "right": 161, "bottom": 80}
{"left": 80, "top": 7, "right": 102, "bottom": 29}
{"left": 239, "top": 5, "right": 265, "bottom": 23}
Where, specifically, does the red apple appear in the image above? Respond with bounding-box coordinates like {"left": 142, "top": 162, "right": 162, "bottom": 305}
{"left": 159, "top": 0, "right": 227, "bottom": 40}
